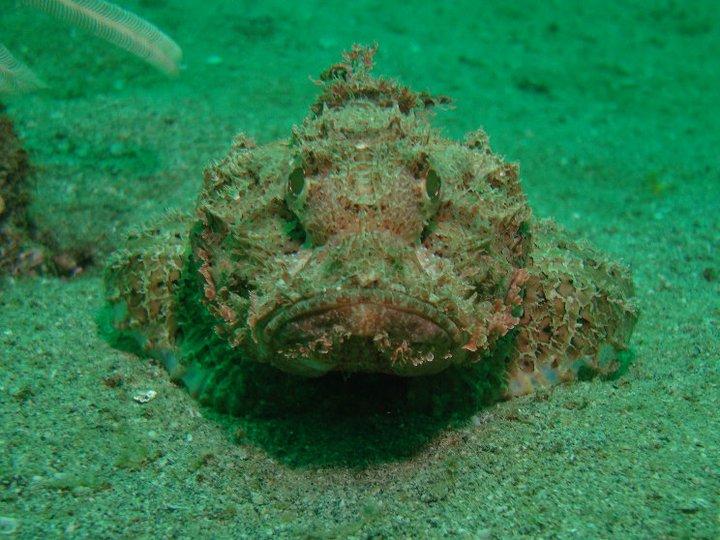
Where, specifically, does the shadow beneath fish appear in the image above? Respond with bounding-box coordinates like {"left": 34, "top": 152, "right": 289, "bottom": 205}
{"left": 185, "top": 338, "right": 514, "bottom": 469}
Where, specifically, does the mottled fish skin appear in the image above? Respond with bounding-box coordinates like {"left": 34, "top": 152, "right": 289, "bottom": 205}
{"left": 102, "top": 45, "right": 637, "bottom": 405}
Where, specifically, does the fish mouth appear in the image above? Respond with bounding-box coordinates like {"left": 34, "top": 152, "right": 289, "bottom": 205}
{"left": 256, "top": 289, "right": 464, "bottom": 376}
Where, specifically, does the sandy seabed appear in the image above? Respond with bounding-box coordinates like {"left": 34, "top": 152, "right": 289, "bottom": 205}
{"left": 1, "top": 1, "right": 719, "bottom": 537}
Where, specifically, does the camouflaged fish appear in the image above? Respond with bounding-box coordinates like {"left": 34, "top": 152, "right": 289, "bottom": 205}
{"left": 102, "top": 46, "right": 637, "bottom": 406}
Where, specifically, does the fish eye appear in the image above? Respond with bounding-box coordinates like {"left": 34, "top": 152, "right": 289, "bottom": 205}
{"left": 425, "top": 169, "right": 441, "bottom": 200}
{"left": 288, "top": 166, "right": 305, "bottom": 196}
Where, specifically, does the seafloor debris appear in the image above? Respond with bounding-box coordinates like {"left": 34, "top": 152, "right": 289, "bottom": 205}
{"left": 0, "top": 106, "right": 85, "bottom": 276}
{"left": 0, "top": 104, "right": 39, "bottom": 275}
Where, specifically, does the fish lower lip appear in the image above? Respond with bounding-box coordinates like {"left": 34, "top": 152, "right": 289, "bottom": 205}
{"left": 258, "top": 288, "right": 461, "bottom": 347}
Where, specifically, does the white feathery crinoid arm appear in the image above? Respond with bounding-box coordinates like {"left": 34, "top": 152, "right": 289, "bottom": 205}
{"left": 0, "top": 43, "right": 47, "bottom": 93}
{"left": 24, "top": 0, "right": 183, "bottom": 75}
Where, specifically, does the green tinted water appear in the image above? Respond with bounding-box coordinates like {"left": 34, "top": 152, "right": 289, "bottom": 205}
{"left": 1, "top": 1, "right": 718, "bottom": 538}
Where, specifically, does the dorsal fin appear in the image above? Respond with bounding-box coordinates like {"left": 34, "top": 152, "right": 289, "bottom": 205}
{"left": 310, "top": 44, "right": 451, "bottom": 116}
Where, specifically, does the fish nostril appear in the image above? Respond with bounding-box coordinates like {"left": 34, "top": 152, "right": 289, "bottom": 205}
{"left": 420, "top": 219, "right": 437, "bottom": 243}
